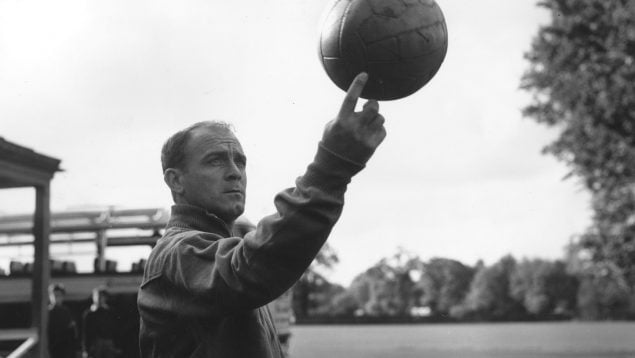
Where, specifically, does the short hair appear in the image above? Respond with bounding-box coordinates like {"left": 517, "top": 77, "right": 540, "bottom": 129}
{"left": 49, "top": 283, "right": 66, "bottom": 294}
{"left": 93, "top": 286, "right": 108, "bottom": 297}
{"left": 161, "top": 121, "right": 234, "bottom": 172}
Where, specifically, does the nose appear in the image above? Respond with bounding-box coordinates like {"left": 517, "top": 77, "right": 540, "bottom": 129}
{"left": 225, "top": 159, "right": 243, "bottom": 181}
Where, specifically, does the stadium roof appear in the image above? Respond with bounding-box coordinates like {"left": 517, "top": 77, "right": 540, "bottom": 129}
{"left": 0, "top": 137, "right": 61, "bottom": 188}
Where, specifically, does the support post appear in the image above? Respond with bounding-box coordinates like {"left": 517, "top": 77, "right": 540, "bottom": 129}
{"left": 96, "top": 230, "right": 107, "bottom": 272}
{"left": 32, "top": 184, "right": 51, "bottom": 358}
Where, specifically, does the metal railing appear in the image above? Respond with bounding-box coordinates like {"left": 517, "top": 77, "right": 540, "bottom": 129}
{"left": 0, "top": 208, "right": 169, "bottom": 236}
{"left": 0, "top": 328, "right": 38, "bottom": 358}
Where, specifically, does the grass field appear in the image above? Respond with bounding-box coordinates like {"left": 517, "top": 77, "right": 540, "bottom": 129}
{"left": 289, "top": 322, "right": 635, "bottom": 358}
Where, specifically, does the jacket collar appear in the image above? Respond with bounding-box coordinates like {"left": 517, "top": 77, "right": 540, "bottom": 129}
{"left": 167, "top": 204, "right": 232, "bottom": 237}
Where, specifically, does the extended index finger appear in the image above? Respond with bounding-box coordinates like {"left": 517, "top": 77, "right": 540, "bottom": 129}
{"left": 337, "top": 72, "right": 368, "bottom": 118}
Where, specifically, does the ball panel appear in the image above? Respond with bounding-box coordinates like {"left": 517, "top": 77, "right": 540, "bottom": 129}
{"left": 367, "top": 0, "right": 407, "bottom": 18}
{"left": 335, "top": 2, "right": 374, "bottom": 91}
{"left": 363, "top": 49, "right": 445, "bottom": 100}
{"left": 376, "top": 76, "right": 420, "bottom": 100}
{"left": 355, "top": 0, "right": 445, "bottom": 44}
{"left": 409, "top": 0, "right": 446, "bottom": 26}
{"left": 398, "top": 21, "right": 447, "bottom": 58}
{"left": 360, "top": 80, "right": 385, "bottom": 99}
{"left": 364, "top": 37, "right": 400, "bottom": 62}
{"left": 320, "top": 0, "right": 352, "bottom": 58}
{"left": 355, "top": 7, "right": 411, "bottom": 44}
{"left": 321, "top": 57, "right": 356, "bottom": 94}
{"left": 366, "top": 57, "right": 433, "bottom": 78}
{"left": 362, "top": 72, "right": 421, "bottom": 100}
{"left": 338, "top": 0, "right": 373, "bottom": 69}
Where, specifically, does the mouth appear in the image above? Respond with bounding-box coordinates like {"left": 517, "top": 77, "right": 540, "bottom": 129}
{"left": 224, "top": 189, "right": 244, "bottom": 195}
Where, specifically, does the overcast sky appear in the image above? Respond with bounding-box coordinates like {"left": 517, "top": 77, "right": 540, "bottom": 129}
{"left": 0, "top": 0, "right": 592, "bottom": 285}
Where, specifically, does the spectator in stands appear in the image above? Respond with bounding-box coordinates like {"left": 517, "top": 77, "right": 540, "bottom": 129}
{"left": 82, "top": 287, "right": 121, "bottom": 358}
{"left": 48, "top": 283, "right": 79, "bottom": 358}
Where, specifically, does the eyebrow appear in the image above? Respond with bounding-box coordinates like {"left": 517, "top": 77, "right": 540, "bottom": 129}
{"left": 202, "top": 150, "right": 225, "bottom": 158}
{"left": 201, "top": 150, "right": 246, "bottom": 162}
{"left": 233, "top": 152, "right": 247, "bottom": 164}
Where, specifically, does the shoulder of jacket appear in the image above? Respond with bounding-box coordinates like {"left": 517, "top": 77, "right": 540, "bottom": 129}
{"left": 163, "top": 228, "right": 228, "bottom": 253}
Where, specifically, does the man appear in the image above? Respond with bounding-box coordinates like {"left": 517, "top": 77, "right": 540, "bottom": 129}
{"left": 82, "top": 287, "right": 120, "bottom": 358}
{"left": 137, "top": 73, "right": 386, "bottom": 357}
{"left": 48, "top": 283, "right": 79, "bottom": 358}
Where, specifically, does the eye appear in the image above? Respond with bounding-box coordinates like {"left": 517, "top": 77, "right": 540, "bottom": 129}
{"left": 234, "top": 154, "right": 247, "bottom": 168}
{"left": 206, "top": 157, "right": 223, "bottom": 166}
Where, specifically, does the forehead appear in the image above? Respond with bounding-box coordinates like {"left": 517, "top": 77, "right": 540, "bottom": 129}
{"left": 187, "top": 126, "right": 244, "bottom": 155}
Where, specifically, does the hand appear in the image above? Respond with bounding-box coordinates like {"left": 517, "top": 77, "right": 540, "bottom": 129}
{"left": 322, "top": 73, "right": 387, "bottom": 164}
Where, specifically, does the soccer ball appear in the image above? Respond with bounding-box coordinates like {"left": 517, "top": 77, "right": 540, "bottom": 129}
{"left": 319, "top": 0, "right": 448, "bottom": 101}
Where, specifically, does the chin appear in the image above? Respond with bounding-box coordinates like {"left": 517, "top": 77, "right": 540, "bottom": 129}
{"left": 221, "top": 207, "right": 244, "bottom": 224}
{"left": 233, "top": 206, "right": 246, "bottom": 219}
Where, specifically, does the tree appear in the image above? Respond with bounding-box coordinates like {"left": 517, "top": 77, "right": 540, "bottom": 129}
{"left": 522, "top": 0, "right": 635, "bottom": 316}
{"left": 576, "top": 270, "right": 632, "bottom": 320}
{"left": 292, "top": 243, "right": 340, "bottom": 319}
{"left": 418, "top": 258, "right": 474, "bottom": 317}
{"left": 452, "top": 255, "right": 524, "bottom": 320}
{"left": 510, "top": 258, "right": 578, "bottom": 317}
{"left": 565, "top": 238, "right": 633, "bottom": 319}
{"left": 324, "top": 290, "right": 361, "bottom": 317}
{"left": 345, "top": 249, "right": 423, "bottom": 316}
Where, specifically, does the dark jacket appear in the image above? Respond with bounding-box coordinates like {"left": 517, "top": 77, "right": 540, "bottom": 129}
{"left": 138, "top": 144, "right": 363, "bottom": 357}
{"left": 82, "top": 306, "right": 118, "bottom": 356}
{"left": 48, "top": 304, "right": 78, "bottom": 358}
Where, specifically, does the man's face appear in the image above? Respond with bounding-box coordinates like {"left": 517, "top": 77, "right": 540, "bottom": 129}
{"left": 179, "top": 126, "right": 247, "bottom": 223}
{"left": 50, "top": 291, "right": 63, "bottom": 306}
{"left": 93, "top": 291, "right": 107, "bottom": 307}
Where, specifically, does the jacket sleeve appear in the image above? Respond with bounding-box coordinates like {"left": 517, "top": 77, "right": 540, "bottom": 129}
{"left": 165, "top": 143, "right": 364, "bottom": 313}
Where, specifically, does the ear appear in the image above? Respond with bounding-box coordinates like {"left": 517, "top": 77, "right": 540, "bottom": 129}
{"left": 164, "top": 168, "right": 185, "bottom": 195}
